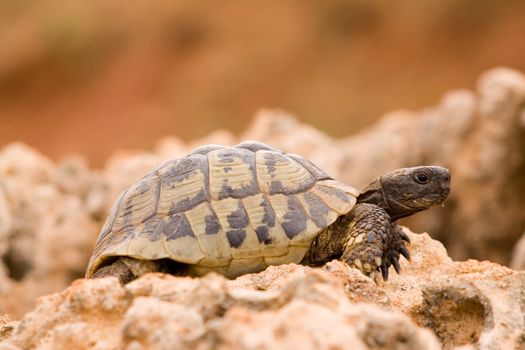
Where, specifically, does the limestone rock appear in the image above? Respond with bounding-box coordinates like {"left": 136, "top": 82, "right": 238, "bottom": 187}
{"left": 0, "top": 144, "right": 100, "bottom": 318}
{"left": 0, "top": 315, "right": 17, "bottom": 342}
{"left": 442, "top": 68, "right": 525, "bottom": 264}
{"left": 1, "top": 229, "right": 523, "bottom": 350}
{"left": 52, "top": 156, "right": 91, "bottom": 197}
{"left": 0, "top": 143, "right": 54, "bottom": 186}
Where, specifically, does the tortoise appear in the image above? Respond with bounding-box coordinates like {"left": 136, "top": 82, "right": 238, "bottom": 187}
{"left": 86, "top": 141, "right": 450, "bottom": 284}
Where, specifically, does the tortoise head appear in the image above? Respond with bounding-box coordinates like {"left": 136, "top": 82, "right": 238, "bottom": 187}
{"left": 357, "top": 166, "right": 451, "bottom": 220}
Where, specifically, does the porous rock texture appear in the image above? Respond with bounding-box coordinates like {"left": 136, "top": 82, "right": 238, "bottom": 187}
{"left": 1, "top": 230, "right": 524, "bottom": 350}
{"left": 0, "top": 144, "right": 100, "bottom": 318}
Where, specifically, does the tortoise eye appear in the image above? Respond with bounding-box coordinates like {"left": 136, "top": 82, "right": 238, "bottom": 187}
{"left": 414, "top": 173, "right": 429, "bottom": 184}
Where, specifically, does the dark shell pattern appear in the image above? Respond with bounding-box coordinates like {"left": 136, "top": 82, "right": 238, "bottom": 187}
{"left": 87, "top": 141, "right": 358, "bottom": 278}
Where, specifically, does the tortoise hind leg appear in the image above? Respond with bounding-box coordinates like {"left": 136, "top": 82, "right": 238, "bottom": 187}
{"left": 91, "top": 257, "right": 168, "bottom": 284}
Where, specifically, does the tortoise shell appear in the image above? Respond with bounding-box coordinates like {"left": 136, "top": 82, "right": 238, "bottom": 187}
{"left": 86, "top": 141, "right": 359, "bottom": 278}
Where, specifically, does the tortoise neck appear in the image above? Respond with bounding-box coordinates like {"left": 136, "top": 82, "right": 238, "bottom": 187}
{"left": 356, "top": 177, "right": 389, "bottom": 209}
{"left": 356, "top": 177, "right": 419, "bottom": 221}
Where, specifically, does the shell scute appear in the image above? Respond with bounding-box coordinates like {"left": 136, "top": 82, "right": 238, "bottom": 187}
{"left": 157, "top": 154, "right": 209, "bottom": 215}
{"left": 208, "top": 147, "right": 258, "bottom": 200}
{"left": 287, "top": 153, "right": 331, "bottom": 181}
{"left": 255, "top": 150, "right": 315, "bottom": 195}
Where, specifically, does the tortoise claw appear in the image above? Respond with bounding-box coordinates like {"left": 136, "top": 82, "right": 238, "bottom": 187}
{"left": 380, "top": 262, "right": 389, "bottom": 281}
{"left": 390, "top": 256, "right": 401, "bottom": 274}
{"left": 400, "top": 246, "right": 411, "bottom": 261}
{"left": 400, "top": 231, "right": 411, "bottom": 243}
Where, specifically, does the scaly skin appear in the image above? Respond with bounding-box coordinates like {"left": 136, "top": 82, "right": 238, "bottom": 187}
{"left": 302, "top": 203, "right": 410, "bottom": 280}
{"left": 92, "top": 257, "right": 166, "bottom": 284}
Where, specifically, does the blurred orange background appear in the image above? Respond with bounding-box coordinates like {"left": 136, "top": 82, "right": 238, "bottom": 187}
{"left": 1, "top": 0, "right": 525, "bottom": 166}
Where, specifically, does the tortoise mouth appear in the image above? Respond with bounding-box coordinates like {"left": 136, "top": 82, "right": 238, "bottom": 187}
{"left": 442, "top": 183, "right": 451, "bottom": 198}
{"left": 425, "top": 190, "right": 450, "bottom": 206}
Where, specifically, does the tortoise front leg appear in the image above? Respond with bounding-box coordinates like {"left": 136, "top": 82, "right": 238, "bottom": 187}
{"left": 92, "top": 257, "right": 168, "bottom": 284}
{"left": 341, "top": 203, "right": 409, "bottom": 280}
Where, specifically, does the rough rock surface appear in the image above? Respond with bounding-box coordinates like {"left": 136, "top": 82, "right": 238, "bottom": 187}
{"left": 1, "top": 230, "right": 523, "bottom": 350}
{"left": 0, "top": 144, "right": 100, "bottom": 318}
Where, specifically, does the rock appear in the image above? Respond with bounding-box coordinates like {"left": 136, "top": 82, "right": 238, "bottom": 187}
{"left": 0, "top": 145, "right": 100, "bottom": 319}
{"left": 0, "top": 184, "right": 97, "bottom": 316}
{"left": 210, "top": 300, "right": 440, "bottom": 350}
{"left": 1, "top": 229, "right": 524, "bottom": 350}
{"left": 0, "top": 144, "right": 54, "bottom": 186}
{"left": 52, "top": 156, "right": 91, "bottom": 197}
{"left": 122, "top": 298, "right": 205, "bottom": 350}
{"left": 442, "top": 68, "right": 525, "bottom": 264}
{"left": 84, "top": 171, "right": 111, "bottom": 221}
{"left": 8, "top": 278, "right": 129, "bottom": 350}
{"left": 153, "top": 136, "right": 187, "bottom": 161}
{"left": 410, "top": 260, "right": 525, "bottom": 349}
{"left": 30, "top": 189, "right": 97, "bottom": 281}
{"left": 0, "top": 315, "right": 17, "bottom": 342}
